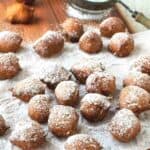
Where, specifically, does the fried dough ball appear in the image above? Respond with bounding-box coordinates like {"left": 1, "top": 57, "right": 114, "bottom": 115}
{"left": 48, "top": 105, "right": 79, "bottom": 137}
{"left": 62, "top": 18, "right": 84, "bottom": 42}
{"left": 55, "top": 81, "right": 79, "bottom": 106}
{"left": 123, "top": 71, "right": 150, "bottom": 92}
{"left": 119, "top": 86, "right": 150, "bottom": 114}
{"left": 109, "top": 109, "right": 141, "bottom": 142}
{"left": 86, "top": 72, "right": 116, "bottom": 96}
{"left": 100, "top": 17, "right": 125, "bottom": 37}
{"left": 79, "top": 30, "right": 103, "bottom": 53}
{"left": 131, "top": 55, "right": 150, "bottom": 75}
{"left": 0, "top": 115, "right": 9, "bottom": 136}
{"left": 28, "top": 95, "right": 50, "bottom": 123}
{"left": 33, "top": 31, "right": 64, "bottom": 57}
{"left": 0, "top": 31, "right": 22, "bottom": 53}
{"left": 10, "top": 121, "right": 46, "bottom": 150}
{"left": 12, "top": 77, "right": 46, "bottom": 102}
{"left": 6, "top": 3, "right": 34, "bottom": 24}
{"left": 64, "top": 134, "right": 101, "bottom": 150}
{"left": 80, "top": 93, "right": 110, "bottom": 122}
{"left": 0, "top": 53, "right": 21, "bottom": 80}
{"left": 40, "top": 65, "right": 74, "bottom": 89}
{"left": 108, "top": 32, "right": 134, "bottom": 57}
{"left": 71, "top": 59, "right": 104, "bottom": 83}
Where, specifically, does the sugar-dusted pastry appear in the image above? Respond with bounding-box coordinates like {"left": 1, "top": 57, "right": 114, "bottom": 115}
{"left": 109, "top": 109, "right": 141, "bottom": 142}
{"left": 33, "top": 31, "right": 64, "bottom": 57}
{"left": 80, "top": 93, "right": 110, "bottom": 122}
{"left": 55, "top": 81, "right": 79, "bottom": 106}
{"left": 0, "top": 115, "right": 9, "bottom": 136}
{"left": 123, "top": 71, "right": 150, "bottom": 92}
{"left": 28, "top": 94, "right": 50, "bottom": 123}
{"left": 64, "top": 134, "right": 101, "bottom": 150}
{"left": 100, "top": 17, "right": 125, "bottom": 37}
{"left": 12, "top": 77, "right": 46, "bottom": 102}
{"left": 62, "top": 18, "right": 84, "bottom": 42}
{"left": 10, "top": 120, "right": 46, "bottom": 150}
{"left": 71, "top": 59, "right": 104, "bottom": 83}
{"left": 86, "top": 72, "right": 116, "bottom": 96}
{"left": 0, "top": 53, "right": 21, "bottom": 80}
{"left": 131, "top": 55, "right": 150, "bottom": 75}
{"left": 0, "top": 31, "right": 22, "bottom": 53}
{"left": 40, "top": 65, "right": 74, "bottom": 89}
{"left": 109, "top": 32, "right": 134, "bottom": 57}
{"left": 119, "top": 86, "right": 150, "bottom": 113}
{"left": 6, "top": 3, "right": 34, "bottom": 24}
{"left": 48, "top": 105, "right": 78, "bottom": 137}
{"left": 79, "top": 30, "right": 103, "bottom": 53}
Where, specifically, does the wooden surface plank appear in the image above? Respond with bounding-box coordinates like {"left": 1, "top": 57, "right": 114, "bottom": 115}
{"left": 0, "top": 0, "right": 125, "bottom": 42}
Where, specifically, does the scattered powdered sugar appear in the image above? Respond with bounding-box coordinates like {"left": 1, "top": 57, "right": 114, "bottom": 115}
{"left": 79, "top": 30, "right": 101, "bottom": 42}
{"left": 109, "top": 108, "right": 140, "bottom": 136}
{"left": 13, "top": 77, "right": 46, "bottom": 96}
{"left": 0, "top": 31, "right": 22, "bottom": 44}
{"left": 29, "top": 95, "right": 50, "bottom": 112}
{"left": 55, "top": 81, "right": 79, "bottom": 101}
{"left": 65, "top": 134, "right": 99, "bottom": 147}
{"left": 10, "top": 120, "right": 45, "bottom": 142}
{"left": 81, "top": 93, "right": 110, "bottom": 110}
{"left": 48, "top": 105, "right": 77, "bottom": 127}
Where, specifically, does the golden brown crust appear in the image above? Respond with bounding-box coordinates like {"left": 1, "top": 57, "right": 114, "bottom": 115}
{"left": 28, "top": 95, "right": 50, "bottom": 123}
{"left": 119, "top": 86, "right": 150, "bottom": 114}
{"left": 6, "top": 3, "right": 34, "bottom": 24}
{"left": 108, "top": 32, "right": 134, "bottom": 57}
{"left": 48, "top": 105, "right": 79, "bottom": 137}
{"left": 79, "top": 30, "right": 103, "bottom": 53}
{"left": 55, "top": 81, "right": 79, "bottom": 106}
{"left": 0, "top": 115, "right": 9, "bottom": 136}
{"left": 62, "top": 18, "right": 84, "bottom": 42}
{"left": 86, "top": 72, "right": 116, "bottom": 96}
{"left": 0, "top": 53, "right": 21, "bottom": 80}
{"left": 0, "top": 31, "right": 22, "bottom": 53}
{"left": 109, "top": 109, "right": 141, "bottom": 142}
{"left": 33, "top": 31, "right": 64, "bottom": 57}
{"left": 100, "top": 17, "right": 125, "bottom": 37}
{"left": 80, "top": 93, "right": 110, "bottom": 122}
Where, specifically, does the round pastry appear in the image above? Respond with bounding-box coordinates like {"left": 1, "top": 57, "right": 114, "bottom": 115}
{"left": 0, "top": 31, "right": 22, "bottom": 53}
{"left": 33, "top": 31, "right": 64, "bottom": 57}
{"left": 62, "top": 18, "right": 84, "bottom": 42}
{"left": 86, "top": 72, "right": 116, "bottom": 96}
{"left": 109, "top": 108, "right": 141, "bottom": 142}
{"left": 108, "top": 32, "right": 134, "bottom": 57}
{"left": 123, "top": 71, "right": 150, "bottom": 92}
{"left": 6, "top": 3, "right": 34, "bottom": 24}
{"left": 64, "top": 134, "right": 101, "bottom": 150}
{"left": 28, "top": 94, "right": 50, "bottom": 123}
{"left": 80, "top": 93, "right": 111, "bottom": 122}
{"left": 131, "top": 55, "right": 150, "bottom": 75}
{"left": 55, "top": 81, "right": 79, "bottom": 106}
{"left": 79, "top": 30, "right": 103, "bottom": 53}
{"left": 48, "top": 105, "right": 79, "bottom": 137}
{"left": 12, "top": 77, "right": 46, "bottom": 102}
{"left": 71, "top": 59, "right": 104, "bottom": 83}
{"left": 40, "top": 65, "right": 74, "bottom": 89}
{"left": 119, "top": 86, "right": 150, "bottom": 114}
{"left": 0, "top": 53, "right": 21, "bottom": 80}
{"left": 100, "top": 17, "right": 125, "bottom": 37}
{"left": 10, "top": 121, "right": 46, "bottom": 150}
{"left": 0, "top": 115, "right": 9, "bottom": 136}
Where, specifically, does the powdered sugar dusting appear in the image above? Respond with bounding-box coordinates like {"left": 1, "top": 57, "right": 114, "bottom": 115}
{"left": 81, "top": 93, "right": 110, "bottom": 109}
{"left": 109, "top": 109, "right": 140, "bottom": 136}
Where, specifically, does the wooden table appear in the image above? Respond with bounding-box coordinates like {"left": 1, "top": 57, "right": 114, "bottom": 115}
{"left": 0, "top": 0, "right": 127, "bottom": 42}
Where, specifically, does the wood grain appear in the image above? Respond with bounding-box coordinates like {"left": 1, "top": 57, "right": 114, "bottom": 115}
{"left": 0, "top": 0, "right": 126, "bottom": 42}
